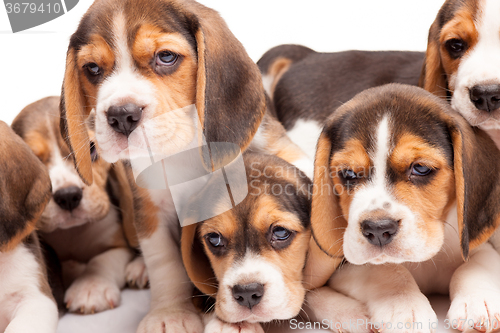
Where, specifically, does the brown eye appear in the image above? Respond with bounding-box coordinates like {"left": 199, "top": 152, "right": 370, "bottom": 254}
{"left": 272, "top": 226, "right": 291, "bottom": 241}
{"left": 204, "top": 232, "right": 227, "bottom": 256}
{"left": 269, "top": 226, "right": 295, "bottom": 250}
{"left": 156, "top": 51, "right": 178, "bottom": 66}
{"left": 411, "top": 164, "right": 432, "bottom": 177}
{"left": 85, "top": 62, "right": 101, "bottom": 76}
{"left": 445, "top": 38, "right": 467, "bottom": 59}
{"left": 207, "top": 233, "right": 223, "bottom": 247}
{"left": 341, "top": 169, "right": 358, "bottom": 181}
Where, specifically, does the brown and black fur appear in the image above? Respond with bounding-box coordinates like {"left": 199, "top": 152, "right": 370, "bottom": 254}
{"left": 258, "top": 45, "right": 424, "bottom": 129}
{"left": 182, "top": 152, "right": 311, "bottom": 295}
{"left": 0, "top": 121, "right": 52, "bottom": 252}
{"left": 306, "top": 84, "right": 500, "bottom": 287}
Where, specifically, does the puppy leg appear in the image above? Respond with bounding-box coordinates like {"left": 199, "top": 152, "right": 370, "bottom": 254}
{"left": 331, "top": 264, "right": 437, "bottom": 333}
{"left": 64, "top": 247, "right": 133, "bottom": 314}
{"left": 5, "top": 294, "right": 58, "bottom": 333}
{"left": 305, "top": 286, "right": 371, "bottom": 333}
{"left": 126, "top": 255, "right": 149, "bottom": 289}
{"left": 448, "top": 243, "right": 500, "bottom": 332}
{"left": 137, "top": 223, "right": 203, "bottom": 333}
{"left": 203, "top": 313, "right": 264, "bottom": 333}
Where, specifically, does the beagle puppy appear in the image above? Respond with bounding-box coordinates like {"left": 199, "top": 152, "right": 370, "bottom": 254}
{"left": 0, "top": 121, "right": 58, "bottom": 333}
{"left": 258, "top": 45, "right": 424, "bottom": 159}
{"left": 420, "top": 0, "right": 500, "bottom": 148}
{"left": 308, "top": 84, "right": 500, "bottom": 332}
{"left": 60, "top": 0, "right": 307, "bottom": 332}
{"left": 11, "top": 96, "right": 143, "bottom": 314}
{"left": 181, "top": 153, "right": 311, "bottom": 333}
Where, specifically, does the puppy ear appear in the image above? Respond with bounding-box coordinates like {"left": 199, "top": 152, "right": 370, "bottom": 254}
{"left": 187, "top": 4, "right": 265, "bottom": 152}
{"left": 445, "top": 112, "right": 500, "bottom": 259}
{"left": 181, "top": 223, "right": 217, "bottom": 295}
{"left": 60, "top": 48, "right": 93, "bottom": 185}
{"left": 419, "top": 21, "right": 448, "bottom": 99}
{"left": 108, "top": 162, "right": 139, "bottom": 249}
{"left": 304, "top": 132, "right": 345, "bottom": 287}
{"left": 0, "top": 123, "right": 52, "bottom": 251}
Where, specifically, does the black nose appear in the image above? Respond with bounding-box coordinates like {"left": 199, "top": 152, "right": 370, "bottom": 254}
{"left": 469, "top": 85, "right": 500, "bottom": 112}
{"left": 361, "top": 219, "right": 399, "bottom": 247}
{"left": 106, "top": 103, "right": 143, "bottom": 137}
{"left": 232, "top": 283, "right": 264, "bottom": 309}
{"left": 53, "top": 186, "right": 83, "bottom": 211}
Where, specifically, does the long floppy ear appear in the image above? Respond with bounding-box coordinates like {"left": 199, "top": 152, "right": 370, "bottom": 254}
{"left": 108, "top": 161, "right": 139, "bottom": 249}
{"left": 445, "top": 112, "right": 500, "bottom": 259}
{"left": 0, "top": 122, "right": 52, "bottom": 252}
{"left": 303, "top": 132, "right": 345, "bottom": 289}
{"left": 419, "top": 20, "right": 448, "bottom": 99}
{"left": 185, "top": 2, "right": 266, "bottom": 152}
{"left": 181, "top": 223, "right": 217, "bottom": 295}
{"left": 60, "top": 48, "right": 93, "bottom": 185}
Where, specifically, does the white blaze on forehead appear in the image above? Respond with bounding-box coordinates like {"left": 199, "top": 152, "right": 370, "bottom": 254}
{"left": 371, "top": 115, "right": 391, "bottom": 189}
{"left": 94, "top": 11, "right": 157, "bottom": 162}
{"left": 112, "top": 12, "right": 134, "bottom": 72}
{"left": 49, "top": 142, "right": 83, "bottom": 191}
{"left": 476, "top": 0, "right": 500, "bottom": 49}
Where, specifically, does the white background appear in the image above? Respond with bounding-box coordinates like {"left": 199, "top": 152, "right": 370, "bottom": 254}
{"left": 0, "top": 0, "right": 443, "bottom": 125}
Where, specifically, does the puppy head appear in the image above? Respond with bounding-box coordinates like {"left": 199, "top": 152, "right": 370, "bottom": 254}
{"left": 312, "top": 83, "right": 500, "bottom": 266}
{"left": 182, "top": 153, "right": 311, "bottom": 323}
{"left": 12, "top": 97, "right": 134, "bottom": 236}
{"left": 420, "top": 0, "right": 500, "bottom": 130}
{"left": 61, "top": 0, "right": 265, "bottom": 185}
{"left": 0, "top": 121, "right": 51, "bottom": 251}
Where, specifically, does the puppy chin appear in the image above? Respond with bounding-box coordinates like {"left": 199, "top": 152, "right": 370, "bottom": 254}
{"left": 344, "top": 239, "right": 443, "bottom": 265}
{"left": 216, "top": 302, "right": 299, "bottom": 324}
{"left": 40, "top": 213, "right": 88, "bottom": 232}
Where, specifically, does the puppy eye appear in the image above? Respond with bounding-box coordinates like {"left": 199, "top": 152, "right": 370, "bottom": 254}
{"left": 156, "top": 51, "right": 179, "bottom": 66}
{"left": 90, "top": 141, "right": 98, "bottom": 162}
{"left": 445, "top": 39, "right": 467, "bottom": 58}
{"left": 206, "top": 232, "right": 224, "bottom": 248}
{"left": 269, "top": 226, "right": 295, "bottom": 250}
{"left": 342, "top": 169, "right": 357, "bottom": 180}
{"left": 84, "top": 62, "right": 101, "bottom": 76}
{"left": 411, "top": 164, "right": 432, "bottom": 177}
{"left": 272, "top": 226, "right": 291, "bottom": 241}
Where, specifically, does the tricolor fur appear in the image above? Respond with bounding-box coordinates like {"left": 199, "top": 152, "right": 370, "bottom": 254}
{"left": 0, "top": 121, "right": 58, "bottom": 333}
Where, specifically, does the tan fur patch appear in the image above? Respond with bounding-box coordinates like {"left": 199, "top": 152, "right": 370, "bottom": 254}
{"left": 439, "top": 7, "right": 479, "bottom": 82}
{"left": 330, "top": 138, "right": 372, "bottom": 222}
{"left": 25, "top": 131, "right": 50, "bottom": 164}
{"left": 77, "top": 34, "right": 115, "bottom": 109}
{"left": 267, "top": 57, "right": 292, "bottom": 96}
{"left": 132, "top": 27, "right": 198, "bottom": 118}
{"left": 133, "top": 187, "right": 160, "bottom": 239}
{"left": 390, "top": 133, "right": 455, "bottom": 249}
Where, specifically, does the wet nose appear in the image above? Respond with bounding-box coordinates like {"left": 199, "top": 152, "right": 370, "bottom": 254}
{"left": 53, "top": 186, "right": 83, "bottom": 211}
{"left": 361, "top": 219, "right": 399, "bottom": 247}
{"left": 469, "top": 85, "right": 500, "bottom": 112}
{"left": 106, "top": 103, "right": 143, "bottom": 137}
{"left": 232, "top": 283, "right": 264, "bottom": 309}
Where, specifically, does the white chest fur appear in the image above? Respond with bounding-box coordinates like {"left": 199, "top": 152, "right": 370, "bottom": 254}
{"left": 0, "top": 244, "right": 41, "bottom": 329}
{"left": 404, "top": 204, "right": 463, "bottom": 294}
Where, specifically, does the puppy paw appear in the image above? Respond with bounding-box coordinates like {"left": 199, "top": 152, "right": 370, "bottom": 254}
{"left": 204, "top": 316, "right": 264, "bottom": 333}
{"left": 64, "top": 275, "right": 121, "bottom": 314}
{"left": 305, "top": 287, "right": 372, "bottom": 333}
{"left": 448, "top": 293, "right": 500, "bottom": 332}
{"left": 126, "top": 256, "right": 149, "bottom": 289}
{"left": 137, "top": 306, "right": 203, "bottom": 333}
{"left": 369, "top": 293, "right": 437, "bottom": 333}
